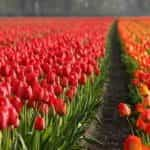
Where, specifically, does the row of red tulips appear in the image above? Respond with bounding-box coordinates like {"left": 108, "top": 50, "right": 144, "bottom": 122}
{"left": 118, "top": 18, "right": 150, "bottom": 150}
{"left": 0, "top": 18, "right": 113, "bottom": 149}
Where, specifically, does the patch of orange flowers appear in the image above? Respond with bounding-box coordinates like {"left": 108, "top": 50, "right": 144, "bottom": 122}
{"left": 118, "top": 18, "right": 150, "bottom": 149}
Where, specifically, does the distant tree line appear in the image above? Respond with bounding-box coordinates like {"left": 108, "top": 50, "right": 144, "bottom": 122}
{"left": 0, "top": 0, "right": 149, "bottom": 16}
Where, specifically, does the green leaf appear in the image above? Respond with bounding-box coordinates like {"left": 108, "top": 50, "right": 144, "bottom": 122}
{"left": 128, "top": 84, "right": 142, "bottom": 104}
{"left": 122, "top": 54, "right": 138, "bottom": 76}
{"left": 83, "top": 136, "right": 102, "bottom": 145}
{"left": 15, "top": 132, "right": 28, "bottom": 150}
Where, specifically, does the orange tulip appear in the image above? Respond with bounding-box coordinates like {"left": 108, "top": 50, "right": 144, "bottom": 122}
{"left": 139, "top": 83, "right": 150, "bottom": 97}
{"left": 142, "top": 144, "right": 150, "bottom": 150}
{"left": 123, "top": 135, "right": 142, "bottom": 150}
{"left": 135, "top": 103, "right": 145, "bottom": 113}
{"left": 142, "top": 95, "right": 150, "bottom": 107}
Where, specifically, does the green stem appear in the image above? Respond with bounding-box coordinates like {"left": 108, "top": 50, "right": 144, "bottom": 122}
{"left": 126, "top": 117, "right": 134, "bottom": 135}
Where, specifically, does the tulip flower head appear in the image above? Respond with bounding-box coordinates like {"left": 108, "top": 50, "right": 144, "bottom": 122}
{"left": 118, "top": 103, "right": 131, "bottom": 117}
{"left": 34, "top": 116, "right": 45, "bottom": 131}
{"left": 123, "top": 135, "right": 142, "bottom": 150}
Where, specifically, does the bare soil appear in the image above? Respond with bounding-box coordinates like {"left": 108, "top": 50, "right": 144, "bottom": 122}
{"left": 87, "top": 25, "right": 130, "bottom": 150}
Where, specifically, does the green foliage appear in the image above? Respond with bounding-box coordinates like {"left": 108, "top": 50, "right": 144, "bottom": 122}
{"left": 136, "top": 130, "right": 150, "bottom": 146}
{"left": 128, "top": 84, "right": 142, "bottom": 104}
{"left": 121, "top": 54, "right": 138, "bottom": 76}
{"left": 0, "top": 72, "right": 104, "bottom": 150}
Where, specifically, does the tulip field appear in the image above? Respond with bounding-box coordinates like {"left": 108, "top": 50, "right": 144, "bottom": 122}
{"left": 0, "top": 17, "right": 114, "bottom": 150}
{"left": 1, "top": 17, "right": 150, "bottom": 150}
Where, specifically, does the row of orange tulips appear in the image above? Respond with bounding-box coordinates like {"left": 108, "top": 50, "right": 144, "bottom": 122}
{"left": 118, "top": 18, "right": 150, "bottom": 150}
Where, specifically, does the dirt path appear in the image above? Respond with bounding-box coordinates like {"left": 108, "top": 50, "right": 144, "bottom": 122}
{"left": 87, "top": 24, "right": 130, "bottom": 150}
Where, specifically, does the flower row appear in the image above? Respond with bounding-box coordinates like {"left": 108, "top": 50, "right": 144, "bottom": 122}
{"left": 118, "top": 18, "right": 150, "bottom": 149}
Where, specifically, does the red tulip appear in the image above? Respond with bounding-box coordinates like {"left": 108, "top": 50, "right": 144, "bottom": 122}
{"left": 32, "top": 82, "right": 44, "bottom": 100}
{"left": 0, "top": 106, "right": 9, "bottom": 130}
{"left": 69, "top": 74, "right": 78, "bottom": 86}
{"left": 24, "top": 85, "right": 33, "bottom": 100}
{"left": 132, "top": 79, "right": 139, "bottom": 86}
{"left": 8, "top": 106, "right": 19, "bottom": 126}
{"left": 118, "top": 103, "right": 131, "bottom": 117}
{"left": 47, "top": 72, "right": 56, "bottom": 84}
{"left": 144, "top": 122, "right": 150, "bottom": 135}
{"left": 0, "top": 65, "right": 10, "bottom": 76}
{"left": 60, "top": 77, "right": 68, "bottom": 87}
{"left": 0, "top": 96, "right": 10, "bottom": 107}
{"left": 66, "top": 86, "right": 77, "bottom": 100}
{"left": 10, "top": 96, "right": 23, "bottom": 113}
{"left": 26, "top": 72, "right": 38, "bottom": 85}
{"left": 62, "top": 65, "right": 71, "bottom": 76}
{"left": 79, "top": 73, "right": 87, "bottom": 85}
{"left": 136, "top": 117, "right": 146, "bottom": 131}
{"left": 141, "top": 109, "right": 150, "bottom": 122}
{"left": 54, "top": 84, "right": 63, "bottom": 96}
{"left": 34, "top": 116, "right": 45, "bottom": 131}
{"left": 16, "top": 81, "right": 25, "bottom": 98}
{"left": 0, "top": 84, "right": 8, "bottom": 97}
